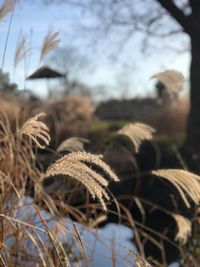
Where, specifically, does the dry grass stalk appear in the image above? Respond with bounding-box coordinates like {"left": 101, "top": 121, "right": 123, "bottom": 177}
{"left": 0, "top": 113, "right": 40, "bottom": 193}
{"left": 42, "top": 152, "right": 119, "bottom": 210}
{"left": 14, "top": 33, "right": 31, "bottom": 68}
{"left": 0, "top": 0, "right": 15, "bottom": 21}
{"left": 40, "top": 27, "right": 60, "bottom": 61}
{"left": 152, "top": 169, "right": 200, "bottom": 208}
{"left": 172, "top": 213, "right": 192, "bottom": 244}
{"left": 0, "top": 113, "right": 73, "bottom": 266}
{"left": 128, "top": 250, "right": 152, "bottom": 267}
{"left": 57, "top": 137, "right": 89, "bottom": 153}
{"left": 19, "top": 113, "right": 50, "bottom": 149}
{"left": 118, "top": 122, "right": 155, "bottom": 153}
{"left": 152, "top": 70, "right": 185, "bottom": 93}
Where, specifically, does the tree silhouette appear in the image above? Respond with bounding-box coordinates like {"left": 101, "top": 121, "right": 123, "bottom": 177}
{"left": 45, "top": 0, "right": 200, "bottom": 155}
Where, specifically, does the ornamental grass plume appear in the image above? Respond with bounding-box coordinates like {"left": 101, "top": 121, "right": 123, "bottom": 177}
{"left": 57, "top": 137, "right": 89, "bottom": 153}
{"left": 152, "top": 169, "right": 200, "bottom": 208}
{"left": 0, "top": 0, "right": 15, "bottom": 21}
{"left": 19, "top": 113, "right": 50, "bottom": 149}
{"left": 0, "top": 113, "right": 71, "bottom": 267}
{"left": 40, "top": 27, "right": 59, "bottom": 61}
{"left": 118, "top": 122, "right": 155, "bottom": 153}
{"left": 42, "top": 152, "right": 119, "bottom": 210}
{"left": 14, "top": 33, "right": 31, "bottom": 68}
{"left": 172, "top": 213, "right": 192, "bottom": 244}
{"left": 152, "top": 70, "right": 185, "bottom": 94}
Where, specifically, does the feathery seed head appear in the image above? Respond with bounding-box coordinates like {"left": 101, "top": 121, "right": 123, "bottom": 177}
{"left": 40, "top": 27, "right": 60, "bottom": 61}
{"left": 152, "top": 70, "right": 185, "bottom": 94}
{"left": 14, "top": 33, "right": 31, "bottom": 68}
{"left": 57, "top": 137, "right": 89, "bottom": 153}
{"left": 42, "top": 152, "right": 119, "bottom": 210}
{"left": 19, "top": 113, "right": 50, "bottom": 149}
{"left": 0, "top": 0, "right": 15, "bottom": 21}
{"left": 152, "top": 169, "right": 200, "bottom": 208}
{"left": 118, "top": 122, "right": 155, "bottom": 153}
{"left": 172, "top": 213, "right": 192, "bottom": 244}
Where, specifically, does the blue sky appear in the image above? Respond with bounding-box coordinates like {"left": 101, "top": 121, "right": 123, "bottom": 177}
{"left": 0, "top": 0, "right": 190, "bottom": 99}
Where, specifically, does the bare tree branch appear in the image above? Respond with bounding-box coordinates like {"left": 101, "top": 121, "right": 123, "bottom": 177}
{"left": 156, "top": 0, "right": 190, "bottom": 32}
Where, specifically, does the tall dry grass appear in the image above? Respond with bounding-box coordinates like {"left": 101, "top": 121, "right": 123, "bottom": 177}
{"left": 30, "top": 96, "right": 95, "bottom": 145}
{"left": 0, "top": 111, "right": 124, "bottom": 266}
{"left": 0, "top": 8, "right": 198, "bottom": 263}
{"left": 1, "top": 97, "right": 200, "bottom": 266}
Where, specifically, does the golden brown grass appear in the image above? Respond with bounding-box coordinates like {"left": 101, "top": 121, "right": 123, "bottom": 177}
{"left": 0, "top": 101, "right": 199, "bottom": 266}
{"left": 0, "top": 112, "right": 120, "bottom": 266}
{"left": 0, "top": 112, "right": 55, "bottom": 266}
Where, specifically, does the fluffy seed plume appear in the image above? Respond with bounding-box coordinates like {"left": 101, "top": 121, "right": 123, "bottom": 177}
{"left": 0, "top": 0, "right": 15, "bottom": 21}
{"left": 152, "top": 169, "right": 200, "bottom": 208}
{"left": 14, "top": 34, "right": 31, "bottom": 68}
{"left": 172, "top": 213, "right": 192, "bottom": 244}
{"left": 118, "top": 123, "right": 155, "bottom": 153}
{"left": 152, "top": 70, "right": 185, "bottom": 94}
{"left": 40, "top": 27, "right": 60, "bottom": 61}
{"left": 57, "top": 137, "right": 89, "bottom": 153}
{"left": 19, "top": 113, "right": 50, "bottom": 149}
{"left": 42, "top": 152, "right": 119, "bottom": 210}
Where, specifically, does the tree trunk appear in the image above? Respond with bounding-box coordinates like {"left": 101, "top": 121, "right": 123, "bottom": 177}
{"left": 186, "top": 36, "right": 200, "bottom": 155}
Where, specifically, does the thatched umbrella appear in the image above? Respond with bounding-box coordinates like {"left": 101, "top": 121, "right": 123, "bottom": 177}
{"left": 26, "top": 65, "right": 66, "bottom": 97}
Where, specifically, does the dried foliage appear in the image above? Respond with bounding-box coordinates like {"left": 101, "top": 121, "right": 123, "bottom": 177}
{"left": 46, "top": 96, "right": 94, "bottom": 126}
{"left": 152, "top": 70, "right": 185, "bottom": 94}
{"left": 152, "top": 169, "right": 200, "bottom": 208}
{"left": 172, "top": 213, "right": 192, "bottom": 244}
{"left": 0, "top": 113, "right": 55, "bottom": 266}
{"left": 40, "top": 27, "right": 60, "bottom": 61}
{"left": 32, "top": 96, "right": 95, "bottom": 139}
{"left": 42, "top": 152, "right": 119, "bottom": 210}
{"left": 0, "top": 113, "right": 41, "bottom": 189}
{"left": 0, "top": 95, "right": 198, "bottom": 266}
{"left": 0, "top": 97, "right": 22, "bottom": 120}
{"left": 19, "top": 112, "right": 50, "bottom": 149}
{"left": 0, "top": 113, "right": 120, "bottom": 266}
{"left": 0, "top": 0, "right": 15, "bottom": 21}
{"left": 144, "top": 96, "right": 189, "bottom": 136}
{"left": 118, "top": 122, "right": 155, "bottom": 153}
{"left": 57, "top": 136, "right": 89, "bottom": 153}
